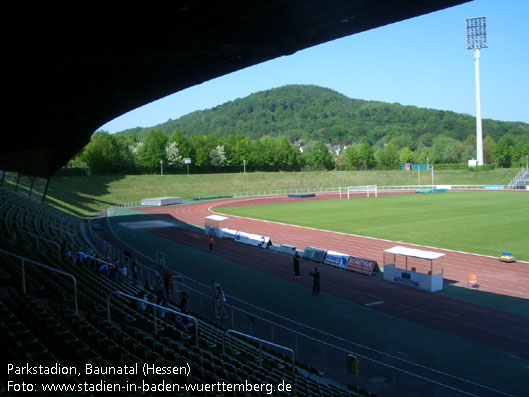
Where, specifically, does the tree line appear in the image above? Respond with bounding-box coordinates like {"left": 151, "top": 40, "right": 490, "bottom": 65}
{"left": 118, "top": 85, "right": 529, "bottom": 152}
{"left": 72, "top": 127, "right": 529, "bottom": 175}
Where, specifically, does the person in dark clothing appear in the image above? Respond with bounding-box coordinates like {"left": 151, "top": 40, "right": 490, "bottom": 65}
{"left": 179, "top": 291, "right": 189, "bottom": 314}
{"left": 132, "top": 261, "right": 138, "bottom": 281}
{"left": 292, "top": 251, "right": 301, "bottom": 278}
{"left": 164, "top": 270, "right": 173, "bottom": 297}
{"left": 309, "top": 267, "right": 320, "bottom": 295}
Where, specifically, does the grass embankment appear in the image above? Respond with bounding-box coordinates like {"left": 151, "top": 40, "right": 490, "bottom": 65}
{"left": 216, "top": 191, "right": 529, "bottom": 261}
{"left": 39, "top": 168, "right": 519, "bottom": 218}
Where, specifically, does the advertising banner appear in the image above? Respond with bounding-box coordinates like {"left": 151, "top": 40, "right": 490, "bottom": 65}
{"left": 392, "top": 270, "right": 420, "bottom": 288}
{"left": 234, "top": 231, "right": 271, "bottom": 248}
{"left": 346, "top": 256, "right": 379, "bottom": 275}
{"left": 269, "top": 244, "right": 297, "bottom": 255}
{"left": 302, "top": 246, "right": 327, "bottom": 263}
{"left": 220, "top": 228, "right": 238, "bottom": 240}
{"left": 323, "top": 251, "right": 349, "bottom": 269}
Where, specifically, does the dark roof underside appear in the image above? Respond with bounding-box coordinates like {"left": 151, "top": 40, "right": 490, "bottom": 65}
{"left": 3, "top": 0, "right": 470, "bottom": 178}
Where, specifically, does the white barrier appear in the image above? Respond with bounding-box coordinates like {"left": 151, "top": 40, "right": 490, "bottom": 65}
{"left": 323, "top": 250, "right": 349, "bottom": 269}
{"left": 234, "top": 231, "right": 271, "bottom": 248}
{"left": 269, "top": 244, "right": 297, "bottom": 255}
{"left": 220, "top": 228, "right": 238, "bottom": 240}
{"left": 141, "top": 197, "right": 182, "bottom": 206}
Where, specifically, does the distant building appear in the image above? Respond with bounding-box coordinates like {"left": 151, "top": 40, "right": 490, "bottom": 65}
{"left": 325, "top": 143, "right": 341, "bottom": 156}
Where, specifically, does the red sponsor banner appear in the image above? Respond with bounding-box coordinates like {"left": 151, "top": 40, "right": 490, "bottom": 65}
{"left": 346, "top": 256, "right": 379, "bottom": 276}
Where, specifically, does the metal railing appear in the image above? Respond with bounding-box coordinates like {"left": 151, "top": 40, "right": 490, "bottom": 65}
{"left": 0, "top": 248, "right": 78, "bottom": 315}
{"left": 223, "top": 329, "right": 295, "bottom": 373}
{"left": 15, "top": 229, "right": 62, "bottom": 261}
{"left": 106, "top": 201, "right": 142, "bottom": 215}
{"left": 87, "top": 216, "right": 160, "bottom": 287}
{"left": 508, "top": 167, "right": 528, "bottom": 188}
{"left": 230, "top": 184, "right": 523, "bottom": 199}
{"left": 172, "top": 276, "right": 509, "bottom": 397}
{"left": 106, "top": 290, "right": 198, "bottom": 345}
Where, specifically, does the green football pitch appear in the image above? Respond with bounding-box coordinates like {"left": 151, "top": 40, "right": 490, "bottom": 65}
{"left": 215, "top": 191, "right": 529, "bottom": 261}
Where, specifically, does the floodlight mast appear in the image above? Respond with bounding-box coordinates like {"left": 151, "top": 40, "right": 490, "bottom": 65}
{"left": 466, "top": 17, "right": 488, "bottom": 166}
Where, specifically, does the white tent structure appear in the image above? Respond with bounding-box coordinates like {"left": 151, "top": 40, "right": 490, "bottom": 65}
{"left": 383, "top": 246, "right": 445, "bottom": 292}
{"left": 204, "top": 215, "right": 229, "bottom": 237}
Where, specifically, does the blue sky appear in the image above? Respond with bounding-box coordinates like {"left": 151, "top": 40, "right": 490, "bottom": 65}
{"left": 100, "top": 0, "right": 529, "bottom": 134}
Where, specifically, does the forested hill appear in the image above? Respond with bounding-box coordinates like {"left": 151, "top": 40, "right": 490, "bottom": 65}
{"left": 116, "top": 84, "right": 528, "bottom": 147}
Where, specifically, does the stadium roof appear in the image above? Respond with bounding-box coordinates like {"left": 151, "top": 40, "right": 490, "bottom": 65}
{"left": 3, "top": 0, "right": 470, "bottom": 178}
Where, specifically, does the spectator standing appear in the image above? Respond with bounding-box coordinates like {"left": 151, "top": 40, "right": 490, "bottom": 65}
{"left": 157, "top": 298, "right": 167, "bottom": 319}
{"left": 216, "top": 286, "right": 227, "bottom": 319}
{"left": 132, "top": 261, "right": 138, "bottom": 282}
{"left": 179, "top": 291, "right": 189, "bottom": 314}
{"left": 137, "top": 291, "right": 147, "bottom": 311}
{"left": 292, "top": 251, "right": 301, "bottom": 279}
{"left": 164, "top": 271, "right": 173, "bottom": 297}
{"left": 309, "top": 267, "right": 320, "bottom": 296}
{"left": 120, "top": 264, "right": 128, "bottom": 282}
{"left": 212, "top": 280, "right": 220, "bottom": 317}
{"left": 156, "top": 276, "right": 164, "bottom": 295}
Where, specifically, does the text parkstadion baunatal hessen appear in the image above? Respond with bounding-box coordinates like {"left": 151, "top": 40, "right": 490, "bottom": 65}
{"left": 6, "top": 363, "right": 292, "bottom": 394}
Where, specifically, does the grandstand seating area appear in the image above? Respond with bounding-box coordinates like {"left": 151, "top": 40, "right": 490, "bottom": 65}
{"left": 0, "top": 187, "right": 371, "bottom": 396}
{"left": 508, "top": 167, "right": 529, "bottom": 189}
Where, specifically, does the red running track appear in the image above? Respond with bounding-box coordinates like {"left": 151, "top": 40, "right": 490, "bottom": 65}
{"left": 139, "top": 192, "right": 529, "bottom": 300}
{"left": 135, "top": 193, "right": 529, "bottom": 362}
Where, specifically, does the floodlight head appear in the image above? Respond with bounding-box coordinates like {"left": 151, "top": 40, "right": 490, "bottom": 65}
{"left": 466, "top": 17, "right": 488, "bottom": 50}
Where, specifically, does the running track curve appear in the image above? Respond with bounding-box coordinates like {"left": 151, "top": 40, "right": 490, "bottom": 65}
{"left": 136, "top": 193, "right": 529, "bottom": 363}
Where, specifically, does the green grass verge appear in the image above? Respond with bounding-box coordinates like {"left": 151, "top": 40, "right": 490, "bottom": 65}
{"left": 216, "top": 191, "right": 529, "bottom": 261}
{"left": 36, "top": 168, "right": 520, "bottom": 218}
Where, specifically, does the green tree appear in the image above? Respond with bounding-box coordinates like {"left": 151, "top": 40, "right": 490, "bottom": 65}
{"left": 417, "top": 133, "right": 434, "bottom": 147}
{"left": 512, "top": 141, "right": 529, "bottom": 166}
{"left": 259, "top": 136, "right": 278, "bottom": 170}
{"left": 168, "top": 129, "right": 193, "bottom": 159}
{"left": 81, "top": 131, "right": 134, "bottom": 175}
{"left": 461, "top": 146, "right": 476, "bottom": 162}
{"left": 209, "top": 145, "right": 229, "bottom": 167}
{"left": 399, "top": 147, "right": 414, "bottom": 165}
{"left": 375, "top": 143, "right": 399, "bottom": 169}
{"left": 274, "top": 136, "right": 300, "bottom": 171}
{"left": 309, "top": 141, "right": 333, "bottom": 170}
{"left": 342, "top": 145, "right": 360, "bottom": 170}
{"left": 190, "top": 135, "right": 217, "bottom": 171}
{"left": 114, "top": 135, "right": 136, "bottom": 172}
{"left": 414, "top": 144, "right": 433, "bottom": 164}
{"left": 231, "top": 136, "right": 252, "bottom": 167}
{"left": 493, "top": 138, "right": 512, "bottom": 167}
{"left": 137, "top": 129, "right": 168, "bottom": 172}
{"left": 117, "top": 85, "right": 529, "bottom": 152}
{"left": 165, "top": 141, "right": 184, "bottom": 168}
{"left": 431, "top": 136, "right": 459, "bottom": 163}
{"left": 483, "top": 135, "right": 496, "bottom": 164}
{"left": 358, "top": 142, "right": 375, "bottom": 169}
